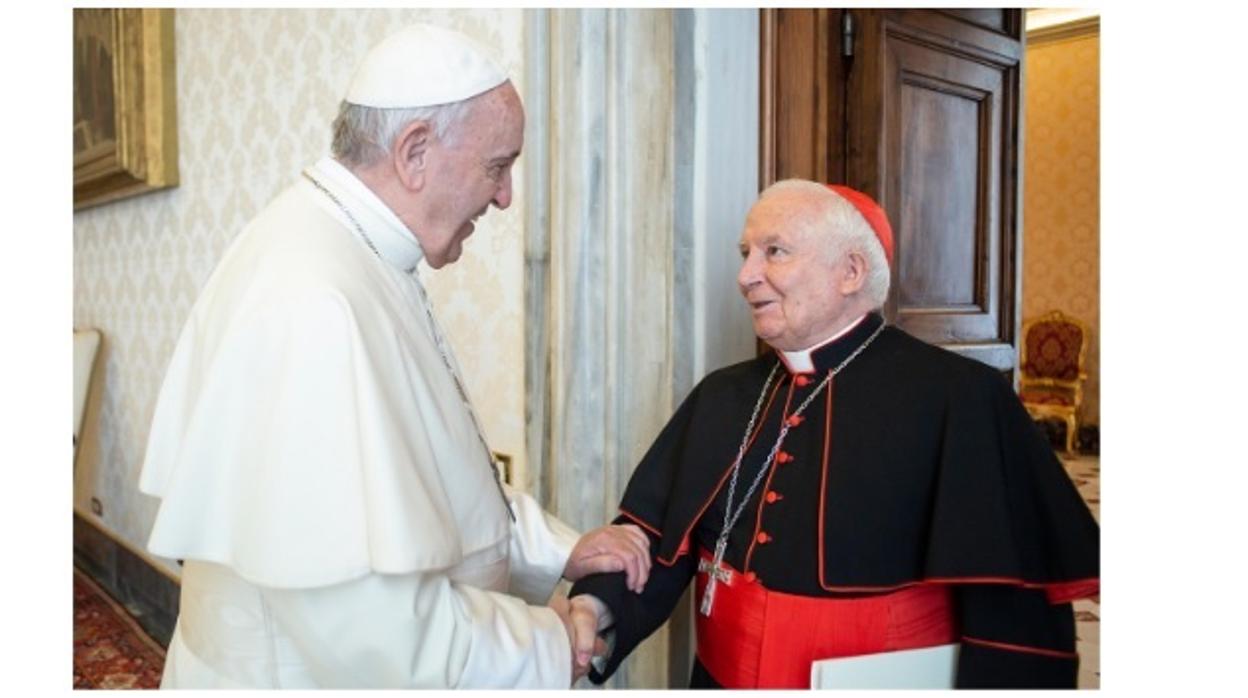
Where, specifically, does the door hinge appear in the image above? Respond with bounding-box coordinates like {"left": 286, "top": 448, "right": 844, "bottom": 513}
{"left": 841, "top": 10, "right": 855, "bottom": 58}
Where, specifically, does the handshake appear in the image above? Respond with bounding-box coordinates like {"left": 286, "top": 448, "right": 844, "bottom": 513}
{"left": 549, "top": 523, "right": 652, "bottom": 684}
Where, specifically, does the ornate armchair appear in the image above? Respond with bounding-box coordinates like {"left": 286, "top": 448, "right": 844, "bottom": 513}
{"left": 1018, "top": 310, "right": 1090, "bottom": 454}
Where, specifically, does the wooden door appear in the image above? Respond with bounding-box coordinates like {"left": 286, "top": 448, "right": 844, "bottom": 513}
{"left": 762, "top": 9, "right": 1024, "bottom": 371}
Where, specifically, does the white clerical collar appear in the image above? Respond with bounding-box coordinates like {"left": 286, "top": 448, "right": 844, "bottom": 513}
{"left": 304, "top": 156, "right": 425, "bottom": 274}
{"left": 780, "top": 313, "right": 869, "bottom": 373}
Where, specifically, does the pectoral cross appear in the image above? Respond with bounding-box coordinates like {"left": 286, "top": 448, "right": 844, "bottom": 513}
{"left": 698, "top": 539, "right": 733, "bottom": 616}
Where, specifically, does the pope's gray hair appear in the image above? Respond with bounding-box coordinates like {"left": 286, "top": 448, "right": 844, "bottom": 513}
{"left": 765, "top": 179, "right": 892, "bottom": 308}
{"left": 330, "top": 96, "right": 479, "bottom": 169}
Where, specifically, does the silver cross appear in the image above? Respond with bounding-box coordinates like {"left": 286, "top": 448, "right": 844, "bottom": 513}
{"left": 698, "top": 540, "right": 733, "bottom": 616}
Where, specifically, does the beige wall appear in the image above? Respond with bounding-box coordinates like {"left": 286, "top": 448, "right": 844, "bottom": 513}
{"left": 1022, "top": 28, "right": 1100, "bottom": 425}
{"left": 72, "top": 9, "right": 527, "bottom": 571}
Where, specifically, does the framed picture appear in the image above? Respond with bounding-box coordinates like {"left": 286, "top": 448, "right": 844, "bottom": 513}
{"left": 73, "top": 8, "right": 179, "bottom": 210}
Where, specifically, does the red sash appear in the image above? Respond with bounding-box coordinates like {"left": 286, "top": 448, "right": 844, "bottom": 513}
{"left": 694, "top": 552, "right": 956, "bottom": 688}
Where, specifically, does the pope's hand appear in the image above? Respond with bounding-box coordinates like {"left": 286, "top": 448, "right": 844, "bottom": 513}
{"left": 563, "top": 524, "right": 651, "bottom": 593}
{"left": 549, "top": 594, "right": 606, "bottom": 684}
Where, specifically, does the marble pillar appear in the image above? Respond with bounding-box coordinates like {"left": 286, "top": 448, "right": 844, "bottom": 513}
{"left": 523, "top": 8, "right": 758, "bottom": 688}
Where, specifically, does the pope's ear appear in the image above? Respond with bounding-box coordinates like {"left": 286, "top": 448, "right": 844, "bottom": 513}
{"left": 392, "top": 119, "right": 432, "bottom": 191}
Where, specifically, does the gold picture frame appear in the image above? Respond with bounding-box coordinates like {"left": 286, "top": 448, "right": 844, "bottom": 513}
{"left": 73, "top": 8, "right": 179, "bottom": 210}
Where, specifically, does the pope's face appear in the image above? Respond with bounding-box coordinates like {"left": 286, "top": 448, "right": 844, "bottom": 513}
{"left": 737, "top": 190, "right": 854, "bottom": 352}
{"left": 418, "top": 84, "right": 524, "bottom": 269}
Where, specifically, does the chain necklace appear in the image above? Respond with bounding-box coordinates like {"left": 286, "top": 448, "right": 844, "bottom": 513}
{"left": 698, "top": 321, "right": 886, "bottom": 616}
{"left": 302, "top": 170, "right": 515, "bottom": 521}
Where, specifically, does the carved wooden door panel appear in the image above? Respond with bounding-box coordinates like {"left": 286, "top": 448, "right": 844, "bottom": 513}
{"left": 763, "top": 8, "right": 1024, "bottom": 370}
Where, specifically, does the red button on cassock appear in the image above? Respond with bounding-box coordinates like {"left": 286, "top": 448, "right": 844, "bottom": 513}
{"left": 756, "top": 532, "right": 771, "bottom": 544}
{"left": 744, "top": 571, "right": 758, "bottom": 583}
{"left": 795, "top": 375, "right": 811, "bottom": 387}
{"left": 765, "top": 491, "right": 781, "bottom": 504}
{"left": 786, "top": 415, "right": 805, "bottom": 427}
{"left": 776, "top": 451, "right": 793, "bottom": 464}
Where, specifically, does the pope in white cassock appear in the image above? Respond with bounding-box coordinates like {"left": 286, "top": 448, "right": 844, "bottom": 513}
{"left": 137, "top": 24, "right": 650, "bottom": 688}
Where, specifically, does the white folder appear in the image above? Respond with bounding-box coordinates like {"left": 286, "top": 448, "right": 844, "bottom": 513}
{"left": 810, "top": 643, "right": 959, "bottom": 689}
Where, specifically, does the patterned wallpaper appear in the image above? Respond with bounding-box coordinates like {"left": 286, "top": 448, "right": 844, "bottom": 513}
{"left": 72, "top": 9, "right": 527, "bottom": 566}
{"left": 1022, "top": 30, "right": 1100, "bottom": 425}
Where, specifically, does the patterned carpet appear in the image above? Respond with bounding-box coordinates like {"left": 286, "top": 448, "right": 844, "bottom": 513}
{"left": 1063, "top": 453, "right": 1101, "bottom": 689}
{"left": 73, "top": 568, "right": 165, "bottom": 689}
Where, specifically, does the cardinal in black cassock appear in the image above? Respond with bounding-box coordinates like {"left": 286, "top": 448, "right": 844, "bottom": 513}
{"left": 568, "top": 181, "right": 1099, "bottom": 689}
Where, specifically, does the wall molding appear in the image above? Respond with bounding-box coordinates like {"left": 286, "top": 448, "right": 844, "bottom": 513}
{"left": 1027, "top": 16, "right": 1099, "bottom": 45}
{"left": 73, "top": 510, "right": 179, "bottom": 648}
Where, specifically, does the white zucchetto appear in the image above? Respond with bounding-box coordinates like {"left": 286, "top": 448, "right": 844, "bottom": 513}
{"left": 344, "top": 24, "right": 508, "bottom": 109}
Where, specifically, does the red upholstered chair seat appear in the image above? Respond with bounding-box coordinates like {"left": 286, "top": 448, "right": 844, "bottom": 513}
{"left": 1018, "top": 390, "right": 1074, "bottom": 407}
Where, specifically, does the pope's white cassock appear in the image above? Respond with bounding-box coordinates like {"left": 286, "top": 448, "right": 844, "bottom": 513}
{"left": 138, "top": 156, "right": 578, "bottom": 688}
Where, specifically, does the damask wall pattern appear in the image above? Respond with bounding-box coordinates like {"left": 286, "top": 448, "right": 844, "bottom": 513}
{"left": 1022, "top": 31, "right": 1100, "bottom": 425}
{"left": 72, "top": 9, "right": 527, "bottom": 571}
